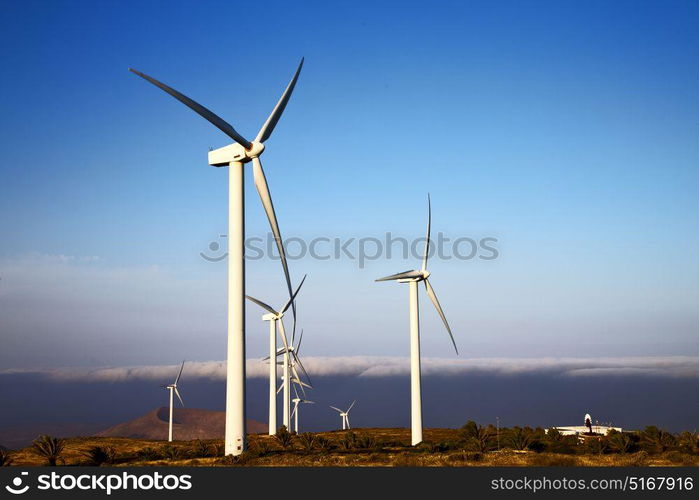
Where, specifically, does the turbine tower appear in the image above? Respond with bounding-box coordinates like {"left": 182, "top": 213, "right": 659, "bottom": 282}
{"left": 376, "top": 195, "right": 458, "bottom": 445}
{"left": 291, "top": 384, "right": 314, "bottom": 434}
{"left": 246, "top": 276, "right": 307, "bottom": 435}
{"left": 330, "top": 400, "right": 356, "bottom": 430}
{"left": 162, "top": 361, "right": 185, "bottom": 442}
{"left": 130, "top": 60, "right": 304, "bottom": 455}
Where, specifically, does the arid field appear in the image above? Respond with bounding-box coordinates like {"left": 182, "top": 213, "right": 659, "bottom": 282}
{"left": 3, "top": 426, "right": 698, "bottom": 467}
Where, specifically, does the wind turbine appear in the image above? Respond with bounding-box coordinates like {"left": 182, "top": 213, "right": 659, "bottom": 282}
{"left": 272, "top": 327, "right": 312, "bottom": 429}
{"left": 375, "top": 195, "right": 458, "bottom": 446}
{"left": 162, "top": 361, "right": 185, "bottom": 442}
{"left": 291, "top": 384, "right": 315, "bottom": 434}
{"left": 246, "top": 276, "right": 306, "bottom": 435}
{"left": 130, "top": 59, "right": 304, "bottom": 455}
{"left": 330, "top": 401, "right": 356, "bottom": 430}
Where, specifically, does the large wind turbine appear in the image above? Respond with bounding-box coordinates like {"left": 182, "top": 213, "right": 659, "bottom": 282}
{"left": 162, "top": 361, "right": 185, "bottom": 442}
{"left": 246, "top": 276, "right": 306, "bottom": 435}
{"left": 130, "top": 60, "right": 304, "bottom": 455}
{"left": 376, "top": 195, "right": 458, "bottom": 445}
{"left": 330, "top": 401, "right": 356, "bottom": 430}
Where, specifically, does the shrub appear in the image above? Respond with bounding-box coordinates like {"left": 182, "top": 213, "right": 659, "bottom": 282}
{"left": 136, "top": 447, "right": 163, "bottom": 461}
{"left": 274, "top": 426, "right": 294, "bottom": 449}
{"left": 338, "top": 431, "right": 357, "bottom": 450}
{"left": 584, "top": 436, "right": 609, "bottom": 455}
{"left": 460, "top": 421, "right": 495, "bottom": 453}
{"left": 162, "top": 445, "right": 182, "bottom": 460}
{"left": 314, "top": 436, "right": 333, "bottom": 453}
{"left": 506, "top": 427, "right": 533, "bottom": 450}
{"left": 249, "top": 440, "right": 272, "bottom": 457}
{"left": 191, "top": 440, "right": 212, "bottom": 458}
{"left": 640, "top": 426, "right": 676, "bottom": 453}
{"left": 0, "top": 449, "right": 13, "bottom": 467}
{"left": 297, "top": 433, "right": 316, "bottom": 451}
{"left": 82, "top": 446, "right": 116, "bottom": 466}
{"left": 32, "top": 435, "right": 65, "bottom": 466}
{"left": 355, "top": 432, "right": 378, "bottom": 450}
{"left": 677, "top": 431, "right": 698, "bottom": 454}
{"left": 607, "top": 430, "right": 638, "bottom": 454}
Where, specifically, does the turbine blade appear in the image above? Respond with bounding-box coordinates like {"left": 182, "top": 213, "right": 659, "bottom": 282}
{"left": 174, "top": 360, "right": 185, "bottom": 385}
{"left": 174, "top": 387, "right": 184, "bottom": 407}
{"left": 295, "top": 328, "right": 304, "bottom": 356}
{"left": 330, "top": 406, "right": 343, "bottom": 413}
{"left": 422, "top": 194, "right": 431, "bottom": 272}
{"left": 245, "top": 295, "right": 277, "bottom": 315}
{"left": 281, "top": 275, "right": 307, "bottom": 315}
{"left": 128, "top": 69, "right": 251, "bottom": 148}
{"left": 347, "top": 400, "right": 356, "bottom": 412}
{"left": 255, "top": 58, "right": 304, "bottom": 143}
{"left": 252, "top": 156, "right": 296, "bottom": 324}
{"left": 277, "top": 382, "right": 284, "bottom": 394}
{"left": 375, "top": 269, "right": 422, "bottom": 282}
{"left": 424, "top": 279, "right": 458, "bottom": 355}
{"left": 292, "top": 352, "right": 313, "bottom": 387}
{"left": 278, "top": 319, "right": 291, "bottom": 353}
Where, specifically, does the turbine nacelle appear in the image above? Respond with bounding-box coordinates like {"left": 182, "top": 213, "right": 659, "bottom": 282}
{"left": 208, "top": 141, "right": 265, "bottom": 167}
{"left": 397, "top": 270, "right": 430, "bottom": 283}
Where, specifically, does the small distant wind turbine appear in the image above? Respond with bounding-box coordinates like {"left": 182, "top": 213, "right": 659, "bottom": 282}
{"left": 247, "top": 276, "right": 307, "bottom": 434}
{"left": 330, "top": 401, "right": 356, "bottom": 430}
{"left": 162, "top": 361, "right": 185, "bottom": 442}
{"left": 376, "top": 195, "right": 458, "bottom": 446}
{"left": 130, "top": 59, "right": 304, "bottom": 456}
{"left": 291, "top": 384, "right": 315, "bottom": 434}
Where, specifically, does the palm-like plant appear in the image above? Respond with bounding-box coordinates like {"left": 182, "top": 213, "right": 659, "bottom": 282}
{"left": 82, "top": 446, "right": 116, "bottom": 466}
{"left": 32, "top": 435, "right": 65, "bottom": 466}
{"left": 297, "top": 432, "right": 316, "bottom": 451}
{"left": 0, "top": 449, "right": 13, "bottom": 466}
{"left": 274, "top": 426, "right": 293, "bottom": 449}
{"left": 460, "top": 421, "right": 495, "bottom": 453}
{"left": 507, "top": 427, "right": 533, "bottom": 450}
{"left": 640, "top": 426, "right": 676, "bottom": 453}
{"left": 607, "top": 430, "right": 635, "bottom": 454}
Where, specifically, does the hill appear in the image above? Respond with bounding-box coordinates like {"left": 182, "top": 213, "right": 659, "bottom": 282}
{"left": 97, "top": 407, "right": 267, "bottom": 440}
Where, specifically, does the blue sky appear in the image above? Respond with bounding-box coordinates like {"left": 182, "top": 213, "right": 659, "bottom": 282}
{"left": 0, "top": 0, "right": 698, "bottom": 369}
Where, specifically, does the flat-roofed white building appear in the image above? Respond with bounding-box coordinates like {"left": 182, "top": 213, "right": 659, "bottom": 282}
{"left": 547, "top": 425, "right": 622, "bottom": 436}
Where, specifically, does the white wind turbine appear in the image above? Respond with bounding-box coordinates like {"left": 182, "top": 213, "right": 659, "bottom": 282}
{"left": 130, "top": 60, "right": 304, "bottom": 455}
{"left": 246, "top": 276, "right": 307, "bottom": 435}
{"left": 161, "top": 361, "right": 185, "bottom": 442}
{"left": 330, "top": 401, "right": 356, "bottom": 430}
{"left": 291, "top": 384, "right": 315, "bottom": 434}
{"left": 375, "top": 195, "right": 458, "bottom": 446}
{"left": 272, "top": 328, "right": 312, "bottom": 430}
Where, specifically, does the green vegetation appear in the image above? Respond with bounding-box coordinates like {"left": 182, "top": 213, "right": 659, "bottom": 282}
{"left": 32, "top": 435, "right": 66, "bottom": 466}
{"left": 3, "top": 425, "right": 697, "bottom": 467}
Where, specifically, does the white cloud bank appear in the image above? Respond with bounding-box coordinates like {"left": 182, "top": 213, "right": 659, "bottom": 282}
{"left": 2, "top": 356, "right": 699, "bottom": 382}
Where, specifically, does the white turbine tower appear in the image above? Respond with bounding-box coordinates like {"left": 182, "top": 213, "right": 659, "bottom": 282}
{"left": 330, "top": 401, "right": 356, "bottom": 430}
{"left": 291, "top": 383, "right": 315, "bottom": 434}
{"left": 272, "top": 328, "right": 312, "bottom": 430}
{"left": 376, "top": 195, "right": 458, "bottom": 446}
{"left": 246, "top": 276, "right": 307, "bottom": 435}
{"left": 130, "top": 60, "right": 304, "bottom": 455}
{"left": 162, "top": 361, "right": 185, "bottom": 442}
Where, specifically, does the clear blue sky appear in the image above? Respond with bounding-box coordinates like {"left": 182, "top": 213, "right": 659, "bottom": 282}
{"left": 0, "top": 0, "right": 697, "bottom": 368}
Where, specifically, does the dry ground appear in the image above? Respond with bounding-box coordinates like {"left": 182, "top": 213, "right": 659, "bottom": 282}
{"left": 6, "top": 428, "right": 698, "bottom": 467}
